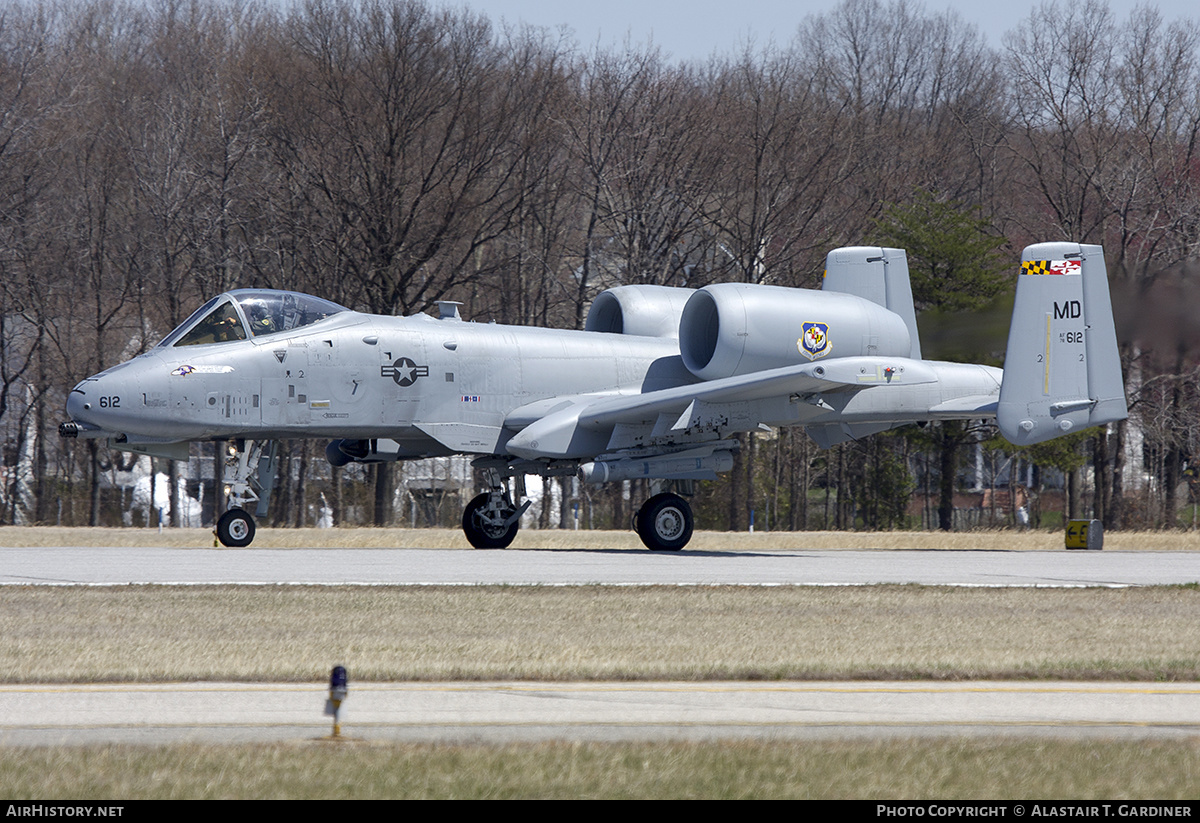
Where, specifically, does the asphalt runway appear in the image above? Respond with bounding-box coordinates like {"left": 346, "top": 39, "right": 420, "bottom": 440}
{"left": 4, "top": 545, "right": 1198, "bottom": 745}
{"left": 5, "top": 682, "right": 1200, "bottom": 745}
{"left": 3, "top": 546, "right": 1199, "bottom": 586}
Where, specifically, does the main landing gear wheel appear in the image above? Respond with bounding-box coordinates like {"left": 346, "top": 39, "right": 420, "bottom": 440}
{"left": 462, "top": 493, "right": 520, "bottom": 549}
{"left": 216, "top": 508, "right": 256, "bottom": 548}
{"left": 635, "top": 492, "right": 693, "bottom": 551}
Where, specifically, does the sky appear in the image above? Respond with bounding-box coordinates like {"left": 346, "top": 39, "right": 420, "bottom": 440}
{"left": 440, "top": 0, "right": 1197, "bottom": 62}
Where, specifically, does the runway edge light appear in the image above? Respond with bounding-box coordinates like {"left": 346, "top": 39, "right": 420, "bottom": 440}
{"left": 325, "top": 665, "right": 348, "bottom": 738}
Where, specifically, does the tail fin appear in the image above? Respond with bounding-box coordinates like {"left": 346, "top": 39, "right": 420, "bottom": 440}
{"left": 997, "top": 242, "right": 1127, "bottom": 446}
{"left": 823, "top": 246, "right": 922, "bottom": 360}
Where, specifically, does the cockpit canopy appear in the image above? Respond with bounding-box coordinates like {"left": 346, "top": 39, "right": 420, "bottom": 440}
{"left": 158, "top": 290, "right": 349, "bottom": 348}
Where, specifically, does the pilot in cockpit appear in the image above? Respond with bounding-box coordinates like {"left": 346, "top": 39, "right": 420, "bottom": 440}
{"left": 244, "top": 300, "right": 277, "bottom": 336}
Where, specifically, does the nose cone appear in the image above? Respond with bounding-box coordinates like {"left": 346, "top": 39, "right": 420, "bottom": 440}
{"left": 65, "top": 388, "right": 90, "bottom": 424}
{"left": 62, "top": 357, "right": 151, "bottom": 436}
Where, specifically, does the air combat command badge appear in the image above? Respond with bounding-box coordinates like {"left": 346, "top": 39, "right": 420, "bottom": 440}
{"left": 799, "top": 322, "right": 831, "bottom": 360}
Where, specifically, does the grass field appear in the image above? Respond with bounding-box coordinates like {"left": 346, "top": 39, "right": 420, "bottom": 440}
{"left": 3, "top": 584, "right": 1199, "bottom": 682}
{"left": 4, "top": 739, "right": 1199, "bottom": 799}
{"left": 3, "top": 527, "right": 1198, "bottom": 798}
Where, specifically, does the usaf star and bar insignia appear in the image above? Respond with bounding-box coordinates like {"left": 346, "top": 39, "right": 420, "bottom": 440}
{"left": 381, "top": 357, "right": 429, "bottom": 387}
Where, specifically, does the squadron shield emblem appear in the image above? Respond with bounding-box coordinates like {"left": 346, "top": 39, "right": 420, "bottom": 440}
{"left": 799, "top": 322, "right": 831, "bottom": 360}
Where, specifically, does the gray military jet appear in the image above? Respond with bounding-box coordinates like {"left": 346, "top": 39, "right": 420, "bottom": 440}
{"left": 60, "top": 241, "right": 1126, "bottom": 550}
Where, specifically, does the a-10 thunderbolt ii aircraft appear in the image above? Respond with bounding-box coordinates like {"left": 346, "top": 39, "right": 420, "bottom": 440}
{"left": 60, "top": 241, "right": 1126, "bottom": 550}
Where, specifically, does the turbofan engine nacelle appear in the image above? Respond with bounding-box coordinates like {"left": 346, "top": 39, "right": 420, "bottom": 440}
{"left": 584, "top": 285, "right": 696, "bottom": 339}
{"left": 678, "top": 284, "right": 913, "bottom": 381}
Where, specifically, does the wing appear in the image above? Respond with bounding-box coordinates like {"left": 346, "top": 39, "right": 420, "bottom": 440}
{"left": 504, "top": 356, "right": 940, "bottom": 460}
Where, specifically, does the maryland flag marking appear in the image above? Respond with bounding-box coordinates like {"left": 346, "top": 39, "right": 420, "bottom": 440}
{"left": 1022, "top": 259, "right": 1081, "bottom": 276}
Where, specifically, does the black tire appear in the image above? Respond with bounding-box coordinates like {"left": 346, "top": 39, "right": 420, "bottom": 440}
{"left": 462, "top": 493, "right": 520, "bottom": 549}
{"left": 635, "top": 492, "right": 693, "bottom": 551}
{"left": 216, "top": 508, "right": 256, "bottom": 548}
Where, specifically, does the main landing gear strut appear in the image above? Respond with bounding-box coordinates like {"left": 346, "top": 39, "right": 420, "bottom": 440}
{"left": 462, "top": 465, "right": 532, "bottom": 549}
{"left": 215, "top": 439, "right": 278, "bottom": 548}
{"left": 458, "top": 461, "right": 696, "bottom": 551}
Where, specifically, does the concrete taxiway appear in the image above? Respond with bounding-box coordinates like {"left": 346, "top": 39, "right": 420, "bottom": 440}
{"left": 3, "top": 546, "right": 1199, "bottom": 586}
{"left": 4, "top": 681, "right": 1200, "bottom": 745}
{"left": 4, "top": 546, "right": 1197, "bottom": 746}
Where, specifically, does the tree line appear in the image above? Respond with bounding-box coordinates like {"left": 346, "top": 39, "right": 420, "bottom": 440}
{"left": 2, "top": 0, "right": 1198, "bottom": 531}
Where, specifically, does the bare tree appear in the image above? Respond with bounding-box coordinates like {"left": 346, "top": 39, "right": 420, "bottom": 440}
{"left": 559, "top": 44, "right": 661, "bottom": 326}
{"left": 705, "top": 43, "right": 852, "bottom": 286}
{"left": 0, "top": 2, "right": 78, "bottom": 523}
{"left": 463, "top": 24, "right": 578, "bottom": 327}
{"left": 270, "top": 0, "right": 542, "bottom": 317}
{"left": 580, "top": 57, "right": 721, "bottom": 289}
{"left": 802, "top": 0, "right": 1003, "bottom": 220}
{"left": 1003, "top": 0, "right": 1124, "bottom": 246}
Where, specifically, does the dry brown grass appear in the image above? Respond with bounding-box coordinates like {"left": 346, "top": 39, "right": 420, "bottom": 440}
{"left": 3, "top": 585, "right": 1198, "bottom": 683}
{"left": 3, "top": 525, "right": 1199, "bottom": 550}
{"left": 4, "top": 738, "right": 1200, "bottom": 799}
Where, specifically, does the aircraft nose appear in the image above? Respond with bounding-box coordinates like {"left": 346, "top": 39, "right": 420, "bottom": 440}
{"left": 64, "top": 355, "right": 179, "bottom": 439}
{"left": 65, "top": 385, "right": 93, "bottom": 423}
{"left": 65, "top": 365, "right": 135, "bottom": 427}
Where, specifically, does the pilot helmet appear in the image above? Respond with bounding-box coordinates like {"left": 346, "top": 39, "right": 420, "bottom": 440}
{"left": 244, "top": 299, "right": 272, "bottom": 327}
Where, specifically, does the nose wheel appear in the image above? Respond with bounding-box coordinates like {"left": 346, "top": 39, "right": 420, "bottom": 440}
{"left": 635, "top": 492, "right": 693, "bottom": 551}
{"left": 216, "top": 508, "right": 256, "bottom": 548}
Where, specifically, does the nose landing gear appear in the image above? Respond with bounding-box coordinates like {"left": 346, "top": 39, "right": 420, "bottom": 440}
{"left": 214, "top": 439, "right": 278, "bottom": 548}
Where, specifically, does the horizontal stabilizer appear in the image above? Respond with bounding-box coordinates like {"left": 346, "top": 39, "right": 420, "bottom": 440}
{"left": 805, "top": 421, "right": 897, "bottom": 449}
{"left": 927, "top": 396, "right": 1000, "bottom": 417}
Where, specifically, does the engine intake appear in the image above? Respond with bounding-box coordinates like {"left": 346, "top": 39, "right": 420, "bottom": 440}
{"left": 585, "top": 285, "right": 695, "bottom": 339}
